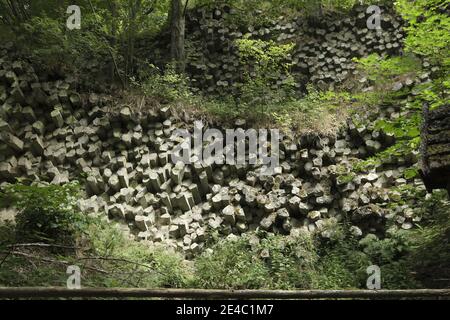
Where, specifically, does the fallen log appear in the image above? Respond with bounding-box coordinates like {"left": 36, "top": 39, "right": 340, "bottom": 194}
{"left": 0, "top": 287, "right": 449, "bottom": 299}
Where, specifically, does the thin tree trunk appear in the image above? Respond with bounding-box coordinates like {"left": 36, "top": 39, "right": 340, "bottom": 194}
{"left": 170, "top": 0, "right": 186, "bottom": 73}
{"left": 109, "top": 0, "right": 118, "bottom": 80}
{"left": 7, "top": 0, "right": 20, "bottom": 22}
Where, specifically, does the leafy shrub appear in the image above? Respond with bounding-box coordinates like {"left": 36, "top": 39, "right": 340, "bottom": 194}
{"left": 258, "top": 232, "right": 319, "bottom": 289}
{"left": 0, "top": 182, "right": 85, "bottom": 244}
{"left": 0, "top": 15, "right": 113, "bottom": 80}
{"left": 396, "top": 0, "right": 450, "bottom": 66}
{"left": 352, "top": 0, "right": 449, "bottom": 172}
{"left": 194, "top": 236, "right": 270, "bottom": 289}
{"left": 235, "top": 39, "right": 296, "bottom": 116}
{"left": 355, "top": 54, "right": 422, "bottom": 84}
{"left": 0, "top": 215, "right": 191, "bottom": 288}
{"left": 132, "top": 63, "right": 193, "bottom": 103}
{"left": 82, "top": 218, "right": 190, "bottom": 288}
{"left": 194, "top": 231, "right": 320, "bottom": 289}
{"left": 405, "top": 191, "right": 450, "bottom": 288}
{"left": 269, "top": 86, "right": 352, "bottom": 133}
{"left": 359, "top": 232, "right": 412, "bottom": 265}
{"left": 315, "top": 248, "right": 369, "bottom": 289}
{"left": 350, "top": 7, "right": 448, "bottom": 170}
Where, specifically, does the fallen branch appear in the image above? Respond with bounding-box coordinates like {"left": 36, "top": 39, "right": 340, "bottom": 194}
{"left": 0, "top": 251, "right": 108, "bottom": 274}
{"left": 6, "top": 243, "right": 79, "bottom": 250}
{"left": 78, "top": 256, "right": 155, "bottom": 271}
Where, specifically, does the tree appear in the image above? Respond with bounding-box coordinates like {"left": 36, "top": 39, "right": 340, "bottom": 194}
{"left": 169, "top": 0, "right": 187, "bottom": 73}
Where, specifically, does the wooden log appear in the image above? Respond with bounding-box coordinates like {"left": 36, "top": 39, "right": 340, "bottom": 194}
{"left": 0, "top": 287, "right": 449, "bottom": 299}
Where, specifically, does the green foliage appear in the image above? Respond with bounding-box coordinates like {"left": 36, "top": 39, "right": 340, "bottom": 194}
{"left": 235, "top": 39, "right": 296, "bottom": 115}
{"left": 192, "top": 0, "right": 374, "bottom": 27}
{"left": 0, "top": 0, "right": 171, "bottom": 83}
{"left": 395, "top": 0, "right": 450, "bottom": 66}
{"left": 193, "top": 221, "right": 438, "bottom": 290}
{"left": 257, "top": 232, "right": 319, "bottom": 289}
{"left": 236, "top": 39, "right": 295, "bottom": 72}
{"left": 375, "top": 115, "right": 421, "bottom": 142}
{"left": 351, "top": 0, "right": 449, "bottom": 173}
{"left": 21, "top": 16, "right": 110, "bottom": 76}
{"left": 351, "top": 110, "right": 421, "bottom": 172}
{"left": 394, "top": 0, "right": 450, "bottom": 109}
{"left": 194, "top": 236, "right": 270, "bottom": 289}
{"left": 194, "top": 231, "right": 321, "bottom": 289}
{"left": 82, "top": 218, "right": 190, "bottom": 288}
{"left": 414, "top": 77, "right": 450, "bottom": 111}
{"left": 129, "top": 38, "right": 351, "bottom": 134}
{"left": 359, "top": 232, "right": 412, "bottom": 265}
{"left": 269, "top": 86, "right": 352, "bottom": 133}
{"left": 315, "top": 241, "right": 370, "bottom": 289}
{"left": 408, "top": 194, "right": 450, "bottom": 288}
{"left": 200, "top": 84, "right": 351, "bottom": 134}
{"left": 1, "top": 192, "right": 448, "bottom": 289}
{"left": 131, "top": 63, "right": 193, "bottom": 103}
{"left": 201, "top": 96, "right": 242, "bottom": 120}
{"left": 0, "top": 216, "right": 191, "bottom": 288}
{"left": 387, "top": 191, "right": 450, "bottom": 288}
{"left": 355, "top": 53, "right": 422, "bottom": 84}
{"left": 0, "top": 182, "right": 85, "bottom": 244}
{"left": 0, "top": 0, "right": 70, "bottom": 24}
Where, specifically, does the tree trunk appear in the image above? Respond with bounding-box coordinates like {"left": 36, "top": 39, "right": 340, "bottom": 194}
{"left": 109, "top": 0, "right": 118, "bottom": 80}
{"left": 170, "top": 0, "right": 186, "bottom": 73}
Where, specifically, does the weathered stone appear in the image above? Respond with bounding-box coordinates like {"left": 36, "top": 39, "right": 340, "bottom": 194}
{"left": 159, "top": 213, "right": 172, "bottom": 225}
{"left": 51, "top": 109, "right": 64, "bottom": 128}
{"left": 108, "top": 204, "right": 126, "bottom": 219}
{"left": 260, "top": 213, "right": 277, "bottom": 230}
{"left": 51, "top": 170, "right": 69, "bottom": 185}
{"left": 169, "top": 225, "right": 180, "bottom": 238}
{"left": 108, "top": 174, "right": 121, "bottom": 192}
{"left": 120, "top": 106, "right": 132, "bottom": 122}
{"left": 307, "top": 211, "right": 321, "bottom": 221}
{"left": 1, "top": 132, "right": 24, "bottom": 152}
{"left": 276, "top": 208, "right": 290, "bottom": 219}
{"left": 148, "top": 171, "right": 162, "bottom": 192}
{"left": 350, "top": 226, "right": 363, "bottom": 237}
{"left": 117, "top": 168, "right": 129, "bottom": 189}
{"left": 177, "top": 193, "right": 192, "bottom": 212}
{"left": 135, "top": 215, "right": 150, "bottom": 231}
{"left": 0, "top": 119, "right": 11, "bottom": 133}
{"left": 30, "top": 135, "right": 44, "bottom": 156}
{"left": 0, "top": 162, "right": 14, "bottom": 180}
{"left": 222, "top": 205, "right": 236, "bottom": 225}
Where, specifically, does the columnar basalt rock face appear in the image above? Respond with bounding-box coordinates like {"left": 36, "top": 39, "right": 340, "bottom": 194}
{"left": 143, "top": 4, "right": 405, "bottom": 95}
{"left": 0, "top": 37, "right": 426, "bottom": 258}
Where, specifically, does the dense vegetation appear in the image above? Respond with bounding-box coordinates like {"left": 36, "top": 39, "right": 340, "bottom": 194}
{"left": 0, "top": 0, "right": 449, "bottom": 292}
{"left": 1, "top": 182, "right": 448, "bottom": 289}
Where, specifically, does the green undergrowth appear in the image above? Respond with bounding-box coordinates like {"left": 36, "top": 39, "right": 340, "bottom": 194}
{"left": 0, "top": 183, "right": 190, "bottom": 288}
{"left": 1, "top": 183, "right": 448, "bottom": 290}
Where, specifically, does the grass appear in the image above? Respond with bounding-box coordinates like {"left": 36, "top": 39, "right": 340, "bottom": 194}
{"left": 195, "top": 87, "right": 353, "bottom": 135}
